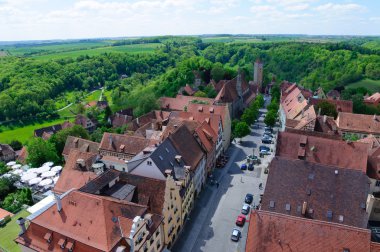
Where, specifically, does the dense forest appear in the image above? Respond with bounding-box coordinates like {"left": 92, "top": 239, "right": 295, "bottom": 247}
{"left": 0, "top": 37, "right": 380, "bottom": 122}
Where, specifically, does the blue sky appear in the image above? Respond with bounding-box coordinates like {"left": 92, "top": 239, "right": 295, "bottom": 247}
{"left": 0, "top": 0, "right": 379, "bottom": 41}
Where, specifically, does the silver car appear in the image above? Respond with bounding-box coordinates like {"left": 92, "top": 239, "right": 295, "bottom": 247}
{"left": 231, "top": 228, "right": 241, "bottom": 242}
{"left": 241, "top": 203, "right": 250, "bottom": 215}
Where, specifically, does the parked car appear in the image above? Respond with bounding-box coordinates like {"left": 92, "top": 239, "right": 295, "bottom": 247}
{"left": 240, "top": 163, "right": 247, "bottom": 170}
{"left": 259, "top": 145, "right": 270, "bottom": 152}
{"left": 247, "top": 155, "right": 261, "bottom": 164}
{"left": 245, "top": 193, "right": 253, "bottom": 204}
{"left": 241, "top": 204, "right": 251, "bottom": 215}
{"left": 263, "top": 133, "right": 274, "bottom": 138}
{"left": 248, "top": 163, "right": 254, "bottom": 171}
{"left": 236, "top": 214, "right": 246, "bottom": 226}
{"left": 231, "top": 228, "right": 242, "bottom": 242}
{"left": 262, "top": 136, "right": 273, "bottom": 144}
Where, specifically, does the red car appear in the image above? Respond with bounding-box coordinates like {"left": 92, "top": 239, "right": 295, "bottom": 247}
{"left": 236, "top": 214, "right": 246, "bottom": 226}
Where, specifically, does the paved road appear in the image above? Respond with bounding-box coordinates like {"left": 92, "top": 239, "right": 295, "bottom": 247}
{"left": 172, "top": 97, "right": 277, "bottom": 252}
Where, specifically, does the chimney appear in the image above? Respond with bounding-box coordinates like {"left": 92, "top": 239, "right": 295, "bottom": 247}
{"left": 74, "top": 138, "right": 79, "bottom": 148}
{"left": 108, "top": 134, "right": 113, "bottom": 149}
{"left": 76, "top": 159, "right": 85, "bottom": 170}
{"left": 301, "top": 108, "right": 304, "bottom": 118}
{"left": 175, "top": 155, "right": 182, "bottom": 163}
{"left": 54, "top": 194, "right": 62, "bottom": 212}
{"left": 17, "top": 217, "right": 26, "bottom": 235}
{"left": 198, "top": 106, "right": 203, "bottom": 112}
{"left": 335, "top": 170, "right": 339, "bottom": 175}
{"left": 323, "top": 115, "right": 327, "bottom": 123}
{"left": 164, "top": 169, "right": 172, "bottom": 177}
{"left": 318, "top": 107, "right": 321, "bottom": 116}
{"left": 301, "top": 201, "right": 307, "bottom": 215}
{"left": 374, "top": 114, "right": 377, "bottom": 121}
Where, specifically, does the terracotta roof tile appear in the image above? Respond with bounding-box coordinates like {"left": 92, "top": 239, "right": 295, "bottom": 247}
{"left": 53, "top": 150, "right": 98, "bottom": 194}
{"left": 0, "top": 207, "right": 13, "bottom": 220}
{"left": 99, "top": 133, "right": 153, "bottom": 157}
{"left": 160, "top": 95, "right": 214, "bottom": 111}
{"left": 246, "top": 210, "right": 371, "bottom": 252}
{"left": 336, "top": 112, "right": 380, "bottom": 134}
{"left": 62, "top": 136, "right": 99, "bottom": 157}
{"left": 17, "top": 190, "right": 146, "bottom": 251}
{"left": 262, "top": 157, "right": 369, "bottom": 228}
{"left": 16, "top": 146, "right": 28, "bottom": 164}
{"left": 276, "top": 131, "right": 368, "bottom": 172}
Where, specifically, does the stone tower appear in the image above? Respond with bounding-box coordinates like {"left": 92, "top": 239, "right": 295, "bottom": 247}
{"left": 254, "top": 59, "right": 263, "bottom": 89}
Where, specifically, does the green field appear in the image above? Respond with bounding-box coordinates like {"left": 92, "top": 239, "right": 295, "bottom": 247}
{"left": 85, "top": 89, "right": 102, "bottom": 103}
{"left": 0, "top": 118, "right": 68, "bottom": 144}
{"left": 0, "top": 210, "right": 29, "bottom": 252}
{"left": 346, "top": 79, "right": 380, "bottom": 93}
{"left": 32, "top": 43, "right": 161, "bottom": 60}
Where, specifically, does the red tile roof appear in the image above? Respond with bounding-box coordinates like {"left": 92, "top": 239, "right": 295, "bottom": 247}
{"left": 0, "top": 207, "right": 13, "bottom": 220}
{"left": 99, "top": 133, "right": 153, "bottom": 157}
{"left": 262, "top": 157, "right": 369, "bottom": 228}
{"left": 365, "top": 92, "right": 380, "bottom": 104}
{"left": 246, "top": 210, "right": 371, "bottom": 252}
{"left": 16, "top": 146, "right": 28, "bottom": 164}
{"left": 195, "top": 121, "right": 217, "bottom": 154}
{"left": 16, "top": 190, "right": 146, "bottom": 251}
{"left": 187, "top": 103, "right": 228, "bottom": 129}
{"left": 336, "top": 112, "right": 380, "bottom": 134}
{"left": 128, "top": 110, "right": 170, "bottom": 131}
{"left": 62, "top": 136, "right": 99, "bottom": 157}
{"left": 184, "top": 84, "right": 197, "bottom": 96}
{"left": 276, "top": 131, "right": 368, "bottom": 172}
{"left": 160, "top": 95, "right": 214, "bottom": 111}
{"left": 53, "top": 150, "right": 98, "bottom": 194}
{"left": 310, "top": 98, "right": 353, "bottom": 113}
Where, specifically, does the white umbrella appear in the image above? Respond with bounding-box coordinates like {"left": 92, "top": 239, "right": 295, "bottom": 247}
{"left": 39, "top": 179, "right": 53, "bottom": 187}
{"left": 51, "top": 166, "right": 62, "bottom": 172}
{"left": 28, "top": 177, "right": 42, "bottom": 186}
{"left": 1, "top": 173, "right": 12, "bottom": 178}
{"left": 11, "top": 164, "right": 22, "bottom": 169}
{"left": 25, "top": 168, "right": 39, "bottom": 174}
{"left": 36, "top": 166, "right": 50, "bottom": 174}
{"left": 53, "top": 176, "right": 59, "bottom": 184}
{"left": 21, "top": 173, "right": 37, "bottom": 183}
{"left": 43, "top": 162, "right": 54, "bottom": 167}
{"left": 11, "top": 169, "right": 23, "bottom": 175}
{"left": 6, "top": 161, "right": 16, "bottom": 166}
{"left": 41, "top": 171, "right": 57, "bottom": 178}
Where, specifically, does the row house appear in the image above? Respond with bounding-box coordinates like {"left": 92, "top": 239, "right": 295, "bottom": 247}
{"left": 335, "top": 112, "right": 380, "bottom": 140}
{"left": 0, "top": 143, "right": 16, "bottom": 163}
{"left": 80, "top": 170, "right": 183, "bottom": 249}
{"left": 279, "top": 84, "right": 316, "bottom": 132}
{"left": 74, "top": 115, "right": 97, "bottom": 133}
{"left": 34, "top": 121, "right": 72, "bottom": 140}
{"left": 15, "top": 190, "right": 164, "bottom": 252}
{"left": 99, "top": 133, "right": 154, "bottom": 170}
{"left": 62, "top": 136, "right": 99, "bottom": 161}
{"left": 109, "top": 108, "right": 134, "bottom": 128}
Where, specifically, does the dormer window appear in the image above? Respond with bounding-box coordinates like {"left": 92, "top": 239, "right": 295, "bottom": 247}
{"left": 58, "top": 238, "right": 66, "bottom": 249}
{"left": 44, "top": 232, "right": 52, "bottom": 243}
{"left": 147, "top": 161, "right": 152, "bottom": 166}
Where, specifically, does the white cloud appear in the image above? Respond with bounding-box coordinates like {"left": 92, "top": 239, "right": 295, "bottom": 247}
{"left": 315, "top": 3, "right": 366, "bottom": 13}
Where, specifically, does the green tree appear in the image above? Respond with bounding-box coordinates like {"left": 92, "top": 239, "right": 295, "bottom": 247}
{"left": 49, "top": 125, "right": 90, "bottom": 157}
{"left": 256, "top": 94, "right": 265, "bottom": 108}
{"left": 1, "top": 188, "right": 33, "bottom": 213}
{"left": 264, "top": 110, "right": 277, "bottom": 127}
{"left": 233, "top": 121, "right": 250, "bottom": 139}
{"left": 26, "top": 138, "right": 60, "bottom": 167}
{"left": 134, "top": 93, "right": 158, "bottom": 116}
{"left": 0, "top": 162, "right": 10, "bottom": 176}
{"left": 211, "top": 63, "right": 225, "bottom": 82}
{"left": 194, "top": 91, "right": 207, "bottom": 97}
{"left": 103, "top": 106, "right": 112, "bottom": 123}
{"left": 315, "top": 101, "right": 338, "bottom": 118}
{"left": 9, "top": 140, "right": 23, "bottom": 151}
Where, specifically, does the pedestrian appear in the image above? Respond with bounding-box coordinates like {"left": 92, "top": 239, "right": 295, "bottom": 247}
{"left": 240, "top": 176, "right": 243, "bottom": 183}
{"left": 216, "top": 182, "right": 219, "bottom": 188}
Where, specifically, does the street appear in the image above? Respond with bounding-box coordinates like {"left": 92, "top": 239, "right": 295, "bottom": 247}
{"left": 172, "top": 98, "right": 277, "bottom": 252}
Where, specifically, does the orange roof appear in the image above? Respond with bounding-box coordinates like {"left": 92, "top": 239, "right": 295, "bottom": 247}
{"left": 336, "top": 112, "right": 380, "bottom": 134}
{"left": 246, "top": 210, "right": 371, "bottom": 252}
{"left": 0, "top": 207, "right": 13, "bottom": 220}
{"left": 195, "top": 121, "right": 218, "bottom": 153}
{"left": 187, "top": 103, "right": 229, "bottom": 128}
{"left": 17, "top": 190, "right": 146, "bottom": 251}
{"left": 85, "top": 101, "right": 97, "bottom": 108}
{"left": 160, "top": 95, "right": 214, "bottom": 111}
{"left": 276, "top": 131, "right": 368, "bottom": 172}
{"left": 365, "top": 92, "right": 380, "bottom": 103}
{"left": 53, "top": 150, "right": 98, "bottom": 194}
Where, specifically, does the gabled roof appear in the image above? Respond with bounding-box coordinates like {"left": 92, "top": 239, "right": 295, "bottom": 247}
{"left": 367, "top": 147, "right": 380, "bottom": 180}
{"left": 326, "top": 89, "right": 341, "bottom": 99}
{"left": 99, "top": 133, "right": 153, "bottom": 156}
{"left": 62, "top": 136, "right": 99, "bottom": 157}
{"left": 16, "top": 190, "right": 146, "bottom": 251}
{"left": 262, "top": 157, "right": 369, "bottom": 228}
{"left": 246, "top": 210, "right": 371, "bottom": 252}
{"left": 168, "top": 124, "right": 204, "bottom": 171}
{"left": 159, "top": 95, "right": 214, "bottom": 111}
{"left": 365, "top": 92, "right": 380, "bottom": 104}
{"left": 195, "top": 121, "right": 217, "bottom": 154}
{"left": 53, "top": 150, "right": 98, "bottom": 194}
{"left": 0, "top": 207, "right": 13, "bottom": 220}
{"left": 309, "top": 98, "right": 353, "bottom": 113}
{"left": 187, "top": 103, "right": 229, "bottom": 127}
{"left": 34, "top": 123, "right": 64, "bottom": 137}
{"left": 128, "top": 110, "right": 170, "bottom": 131}
{"left": 16, "top": 146, "right": 28, "bottom": 164}
{"left": 276, "top": 131, "right": 368, "bottom": 172}
{"left": 75, "top": 114, "right": 97, "bottom": 128}
{"left": 183, "top": 84, "right": 197, "bottom": 96}
{"left": 359, "top": 134, "right": 380, "bottom": 150}
{"left": 0, "top": 144, "right": 15, "bottom": 157}
{"left": 336, "top": 112, "right": 380, "bottom": 134}
{"left": 314, "top": 115, "right": 339, "bottom": 135}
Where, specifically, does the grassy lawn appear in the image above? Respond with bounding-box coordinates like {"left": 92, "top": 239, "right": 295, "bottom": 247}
{"left": 85, "top": 89, "right": 102, "bottom": 103}
{"left": 0, "top": 209, "right": 29, "bottom": 252}
{"left": 346, "top": 78, "right": 380, "bottom": 93}
{"left": 32, "top": 43, "right": 161, "bottom": 60}
{"left": 0, "top": 118, "right": 68, "bottom": 144}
